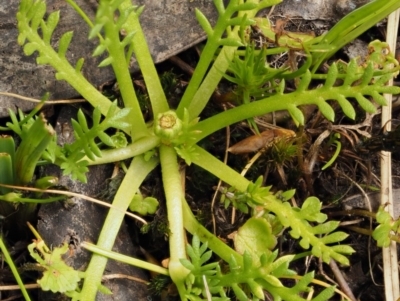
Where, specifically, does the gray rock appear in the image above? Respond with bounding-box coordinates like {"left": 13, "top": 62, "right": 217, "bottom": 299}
{"left": 272, "top": 0, "right": 371, "bottom": 21}
{"left": 0, "top": 0, "right": 220, "bottom": 116}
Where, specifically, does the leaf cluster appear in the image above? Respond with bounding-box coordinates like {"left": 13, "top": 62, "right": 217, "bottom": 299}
{"left": 222, "top": 177, "right": 355, "bottom": 265}
{"left": 223, "top": 45, "right": 283, "bottom": 102}
{"left": 372, "top": 206, "right": 400, "bottom": 247}
{"left": 222, "top": 39, "right": 400, "bottom": 128}
{"left": 28, "top": 240, "right": 82, "bottom": 294}
{"left": 58, "top": 104, "right": 130, "bottom": 182}
{"left": 5, "top": 108, "right": 37, "bottom": 137}
{"left": 129, "top": 193, "right": 158, "bottom": 215}
{"left": 181, "top": 235, "right": 336, "bottom": 301}
{"left": 3, "top": 103, "right": 129, "bottom": 183}
{"left": 156, "top": 109, "right": 202, "bottom": 166}
{"left": 2, "top": 113, "right": 55, "bottom": 185}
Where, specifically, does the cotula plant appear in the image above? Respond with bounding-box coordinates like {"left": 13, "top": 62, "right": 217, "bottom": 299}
{"left": 0, "top": 108, "right": 66, "bottom": 230}
{"left": 7, "top": 0, "right": 400, "bottom": 300}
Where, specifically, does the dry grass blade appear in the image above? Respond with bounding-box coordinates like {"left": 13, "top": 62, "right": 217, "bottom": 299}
{"left": 0, "top": 92, "right": 86, "bottom": 104}
{"left": 381, "top": 8, "right": 400, "bottom": 301}
{"left": 0, "top": 184, "right": 147, "bottom": 224}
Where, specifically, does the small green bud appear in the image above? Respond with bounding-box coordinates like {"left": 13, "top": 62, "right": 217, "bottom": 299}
{"left": 3, "top": 192, "right": 21, "bottom": 202}
{"left": 111, "top": 132, "right": 128, "bottom": 148}
{"left": 35, "top": 176, "right": 59, "bottom": 190}
{"left": 154, "top": 111, "right": 182, "bottom": 141}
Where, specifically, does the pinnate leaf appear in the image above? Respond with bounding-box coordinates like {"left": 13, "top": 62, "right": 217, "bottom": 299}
{"left": 28, "top": 240, "right": 81, "bottom": 293}
{"left": 60, "top": 152, "right": 89, "bottom": 183}
{"left": 233, "top": 217, "right": 277, "bottom": 261}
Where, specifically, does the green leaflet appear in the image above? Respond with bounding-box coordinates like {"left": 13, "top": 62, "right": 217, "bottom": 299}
{"left": 373, "top": 207, "right": 400, "bottom": 247}
{"left": 233, "top": 217, "right": 277, "bottom": 262}
{"left": 129, "top": 194, "right": 159, "bottom": 215}
{"left": 28, "top": 241, "right": 82, "bottom": 293}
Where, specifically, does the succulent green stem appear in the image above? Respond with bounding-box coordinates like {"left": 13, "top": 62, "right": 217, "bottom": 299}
{"left": 182, "top": 198, "right": 243, "bottom": 265}
{"left": 193, "top": 82, "right": 400, "bottom": 142}
{"left": 192, "top": 145, "right": 249, "bottom": 191}
{"left": 0, "top": 193, "right": 65, "bottom": 204}
{"left": 119, "top": 0, "right": 170, "bottom": 117}
{"left": 100, "top": 5, "right": 147, "bottom": 140}
{"left": 177, "top": 0, "right": 281, "bottom": 120}
{"left": 86, "top": 136, "right": 160, "bottom": 166}
{"left": 81, "top": 242, "right": 169, "bottom": 276}
{"left": 159, "top": 144, "right": 189, "bottom": 296}
{"left": 79, "top": 155, "right": 158, "bottom": 300}
{"left": 181, "top": 46, "right": 237, "bottom": 119}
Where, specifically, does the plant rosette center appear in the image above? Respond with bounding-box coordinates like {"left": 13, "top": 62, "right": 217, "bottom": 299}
{"left": 154, "top": 110, "right": 183, "bottom": 142}
{"left": 160, "top": 113, "right": 177, "bottom": 129}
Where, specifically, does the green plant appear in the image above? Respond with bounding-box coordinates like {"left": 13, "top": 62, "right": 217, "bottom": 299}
{"left": 0, "top": 110, "right": 63, "bottom": 229}
{"left": 181, "top": 234, "right": 337, "bottom": 301}
{"left": 0, "top": 235, "right": 32, "bottom": 301}
{"left": 373, "top": 206, "right": 400, "bottom": 247}
{"left": 7, "top": 0, "right": 400, "bottom": 300}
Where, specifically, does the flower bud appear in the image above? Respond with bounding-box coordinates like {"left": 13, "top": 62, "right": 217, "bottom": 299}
{"left": 154, "top": 111, "right": 182, "bottom": 141}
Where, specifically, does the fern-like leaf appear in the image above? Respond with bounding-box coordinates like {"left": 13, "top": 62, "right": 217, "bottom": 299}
{"left": 58, "top": 104, "right": 130, "bottom": 181}
{"left": 241, "top": 182, "right": 355, "bottom": 265}
{"left": 182, "top": 235, "right": 336, "bottom": 301}
{"left": 17, "top": 0, "right": 115, "bottom": 116}
{"left": 59, "top": 152, "right": 89, "bottom": 183}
